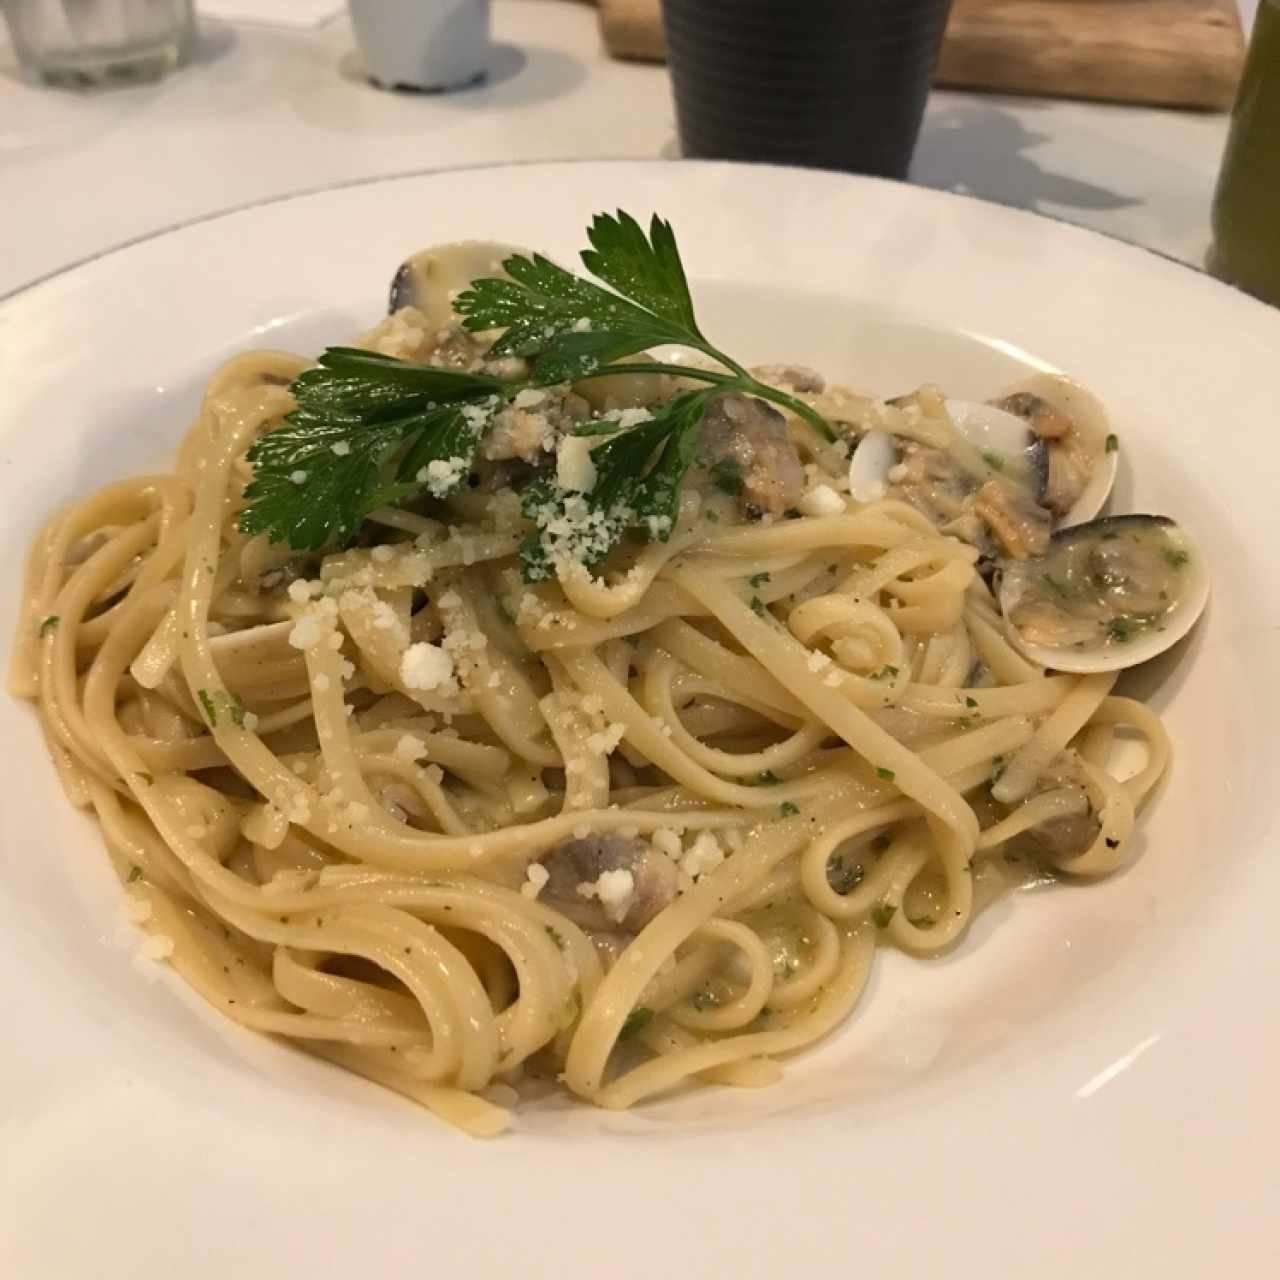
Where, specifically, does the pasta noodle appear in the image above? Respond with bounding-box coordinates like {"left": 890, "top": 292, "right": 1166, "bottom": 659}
{"left": 10, "top": 320, "right": 1175, "bottom": 1137}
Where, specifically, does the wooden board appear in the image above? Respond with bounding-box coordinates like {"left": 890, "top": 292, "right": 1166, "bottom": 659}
{"left": 596, "top": 0, "right": 1246, "bottom": 110}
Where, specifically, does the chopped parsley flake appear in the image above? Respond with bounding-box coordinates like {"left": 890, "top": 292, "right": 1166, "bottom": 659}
{"left": 757, "top": 770, "right": 781, "bottom": 785}
{"left": 749, "top": 596, "right": 767, "bottom": 617}
{"left": 875, "top": 767, "right": 895, "bottom": 781}
{"left": 871, "top": 904, "right": 897, "bottom": 928}
{"left": 1105, "top": 433, "right": 1119, "bottom": 452}
{"left": 127, "top": 866, "right": 143, "bottom": 883}
{"left": 747, "top": 571, "right": 770, "bottom": 589}
{"left": 1162, "top": 548, "right": 1189, "bottom": 569}
{"left": 197, "top": 688, "right": 218, "bottom": 727}
{"left": 964, "top": 696, "right": 978, "bottom": 708}
{"left": 981, "top": 450, "right": 1005, "bottom": 472}
{"left": 39, "top": 615, "right": 59, "bottom": 637}
{"left": 780, "top": 801, "right": 800, "bottom": 817}
{"left": 870, "top": 665, "right": 899, "bottom": 681}
{"left": 544, "top": 925, "right": 565, "bottom": 950}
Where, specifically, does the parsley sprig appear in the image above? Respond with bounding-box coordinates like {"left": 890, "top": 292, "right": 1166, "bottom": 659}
{"left": 237, "top": 211, "right": 833, "bottom": 567}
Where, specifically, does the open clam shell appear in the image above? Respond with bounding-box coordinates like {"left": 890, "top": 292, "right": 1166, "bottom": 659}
{"left": 996, "top": 514, "right": 1209, "bottom": 673}
{"left": 849, "top": 373, "right": 1119, "bottom": 531}
{"left": 388, "top": 240, "right": 524, "bottom": 329}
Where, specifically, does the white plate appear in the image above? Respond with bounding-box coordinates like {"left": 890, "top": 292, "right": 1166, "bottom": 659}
{"left": 2, "top": 161, "right": 1278, "bottom": 1277}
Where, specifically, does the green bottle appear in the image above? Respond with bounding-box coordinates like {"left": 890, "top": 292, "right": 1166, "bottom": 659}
{"left": 1211, "top": 0, "right": 1280, "bottom": 306}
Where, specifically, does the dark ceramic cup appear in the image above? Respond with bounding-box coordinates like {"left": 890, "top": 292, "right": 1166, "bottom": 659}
{"left": 661, "top": 0, "right": 954, "bottom": 179}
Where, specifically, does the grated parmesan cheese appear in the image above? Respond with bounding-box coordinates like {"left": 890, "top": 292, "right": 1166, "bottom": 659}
{"left": 576, "top": 868, "right": 635, "bottom": 924}
{"left": 555, "top": 434, "right": 598, "bottom": 493}
{"left": 681, "top": 832, "right": 725, "bottom": 880}
{"left": 585, "top": 723, "right": 626, "bottom": 755}
{"left": 651, "top": 828, "right": 682, "bottom": 860}
{"left": 400, "top": 642, "right": 456, "bottom": 693}
{"left": 799, "top": 484, "right": 846, "bottom": 517}
{"left": 138, "top": 933, "right": 175, "bottom": 961}
{"left": 521, "top": 862, "right": 550, "bottom": 899}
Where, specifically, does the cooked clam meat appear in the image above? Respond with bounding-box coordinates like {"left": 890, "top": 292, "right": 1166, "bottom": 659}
{"left": 1000, "top": 516, "right": 1193, "bottom": 652}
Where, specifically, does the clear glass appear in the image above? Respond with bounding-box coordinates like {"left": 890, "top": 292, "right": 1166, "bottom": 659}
{"left": 2, "top": 0, "right": 195, "bottom": 87}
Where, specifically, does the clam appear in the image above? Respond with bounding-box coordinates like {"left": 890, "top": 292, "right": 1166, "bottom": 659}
{"left": 848, "top": 374, "right": 1118, "bottom": 530}
{"left": 996, "top": 515, "right": 1209, "bottom": 673}
{"left": 388, "top": 240, "right": 525, "bottom": 328}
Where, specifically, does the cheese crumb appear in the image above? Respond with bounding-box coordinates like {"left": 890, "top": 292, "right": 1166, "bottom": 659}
{"left": 681, "top": 831, "right": 725, "bottom": 880}
{"left": 521, "top": 862, "right": 550, "bottom": 899}
{"left": 555, "top": 434, "right": 598, "bottom": 493}
{"left": 652, "top": 828, "right": 682, "bottom": 860}
{"left": 138, "top": 934, "right": 175, "bottom": 961}
{"left": 395, "top": 734, "right": 426, "bottom": 762}
{"left": 576, "top": 868, "right": 636, "bottom": 924}
{"left": 417, "top": 456, "right": 469, "bottom": 497}
{"left": 400, "top": 642, "right": 456, "bottom": 693}
{"left": 371, "top": 544, "right": 394, "bottom": 562}
{"left": 287, "top": 597, "right": 339, "bottom": 652}
{"left": 799, "top": 484, "right": 846, "bottom": 517}
{"left": 585, "top": 723, "right": 626, "bottom": 755}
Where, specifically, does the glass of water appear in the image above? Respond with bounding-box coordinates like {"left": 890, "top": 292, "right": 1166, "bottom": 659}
{"left": 3, "top": 0, "right": 195, "bottom": 86}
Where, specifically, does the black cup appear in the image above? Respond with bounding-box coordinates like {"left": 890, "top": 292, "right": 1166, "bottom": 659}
{"left": 661, "top": 0, "right": 954, "bottom": 180}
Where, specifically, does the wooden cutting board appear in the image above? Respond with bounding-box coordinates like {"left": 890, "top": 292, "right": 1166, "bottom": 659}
{"left": 597, "top": 0, "right": 1246, "bottom": 110}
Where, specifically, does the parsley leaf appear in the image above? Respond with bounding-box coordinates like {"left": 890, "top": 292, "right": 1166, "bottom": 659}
{"left": 780, "top": 801, "right": 800, "bottom": 817}
{"left": 871, "top": 904, "right": 897, "bottom": 929}
{"left": 455, "top": 251, "right": 688, "bottom": 386}
{"left": 238, "top": 349, "right": 502, "bottom": 549}
{"left": 875, "top": 766, "right": 896, "bottom": 781}
{"left": 580, "top": 211, "right": 702, "bottom": 335}
{"left": 39, "top": 615, "right": 59, "bottom": 637}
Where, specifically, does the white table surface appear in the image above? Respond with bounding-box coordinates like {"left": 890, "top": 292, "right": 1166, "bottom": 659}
{"left": 0, "top": 0, "right": 1259, "bottom": 299}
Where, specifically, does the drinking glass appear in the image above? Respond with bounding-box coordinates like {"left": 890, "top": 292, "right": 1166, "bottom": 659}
{"left": 3, "top": 0, "right": 195, "bottom": 87}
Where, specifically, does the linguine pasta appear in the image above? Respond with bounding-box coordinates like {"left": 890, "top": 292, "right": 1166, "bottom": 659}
{"left": 9, "top": 304, "right": 1172, "bottom": 1137}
